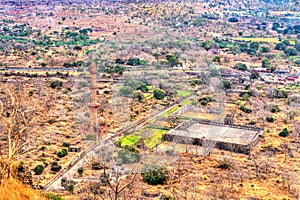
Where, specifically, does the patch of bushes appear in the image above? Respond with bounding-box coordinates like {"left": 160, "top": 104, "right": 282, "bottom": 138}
{"left": 50, "top": 80, "right": 62, "bottom": 89}
{"left": 239, "top": 104, "right": 252, "bottom": 113}
{"left": 92, "top": 162, "right": 103, "bottom": 170}
{"left": 50, "top": 162, "right": 62, "bottom": 172}
{"left": 33, "top": 165, "right": 44, "bottom": 175}
{"left": 269, "top": 104, "right": 281, "bottom": 113}
{"left": 61, "top": 178, "right": 76, "bottom": 193}
{"left": 57, "top": 149, "right": 68, "bottom": 158}
{"left": 142, "top": 164, "right": 168, "bottom": 185}
{"left": 279, "top": 128, "right": 289, "bottom": 137}
{"left": 198, "top": 96, "right": 214, "bottom": 106}
{"left": 45, "top": 193, "right": 64, "bottom": 200}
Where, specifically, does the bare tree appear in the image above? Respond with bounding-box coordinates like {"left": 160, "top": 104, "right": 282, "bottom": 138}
{"left": 282, "top": 171, "right": 299, "bottom": 193}
{"left": 202, "top": 139, "right": 216, "bottom": 159}
{"left": 0, "top": 83, "right": 37, "bottom": 179}
{"left": 87, "top": 144, "right": 139, "bottom": 200}
{"left": 251, "top": 155, "right": 265, "bottom": 177}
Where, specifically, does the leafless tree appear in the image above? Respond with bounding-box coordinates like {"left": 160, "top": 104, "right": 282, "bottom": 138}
{"left": 282, "top": 171, "right": 299, "bottom": 193}
{"left": 88, "top": 144, "right": 138, "bottom": 200}
{"left": 251, "top": 155, "right": 265, "bottom": 177}
{"left": 0, "top": 83, "right": 37, "bottom": 179}
{"left": 202, "top": 139, "right": 216, "bottom": 159}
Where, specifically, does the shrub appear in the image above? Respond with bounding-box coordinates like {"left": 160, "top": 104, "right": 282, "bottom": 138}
{"left": 61, "top": 178, "right": 76, "bottom": 194}
{"left": 228, "top": 17, "right": 238, "bottom": 22}
{"left": 51, "top": 162, "right": 62, "bottom": 172}
{"left": 235, "top": 63, "right": 247, "bottom": 71}
{"left": 127, "top": 57, "right": 140, "bottom": 66}
{"left": 223, "top": 80, "right": 231, "bottom": 89}
{"left": 62, "top": 142, "right": 71, "bottom": 147}
{"left": 33, "top": 165, "right": 44, "bottom": 175}
{"left": 266, "top": 116, "right": 274, "bottom": 123}
{"left": 269, "top": 104, "right": 281, "bottom": 113}
{"left": 142, "top": 164, "right": 168, "bottom": 185}
{"left": 47, "top": 119, "right": 56, "bottom": 124}
{"left": 132, "top": 91, "right": 144, "bottom": 102}
{"left": 249, "top": 121, "right": 256, "bottom": 125}
{"left": 57, "top": 149, "right": 68, "bottom": 158}
{"left": 239, "top": 104, "right": 252, "bottom": 113}
{"left": 45, "top": 193, "right": 64, "bottom": 200}
{"left": 262, "top": 59, "right": 270, "bottom": 68}
{"left": 153, "top": 88, "right": 165, "bottom": 100}
{"left": 50, "top": 80, "right": 62, "bottom": 89}
{"left": 92, "top": 162, "right": 102, "bottom": 170}
{"left": 284, "top": 48, "right": 297, "bottom": 56}
{"left": 279, "top": 128, "right": 289, "bottom": 137}
{"left": 217, "top": 157, "right": 233, "bottom": 169}
{"left": 77, "top": 167, "right": 83, "bottom": 176}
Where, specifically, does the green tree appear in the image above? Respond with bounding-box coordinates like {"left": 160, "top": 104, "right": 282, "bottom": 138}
{"left": 119, "top": 86, "right": 134, "bottom": 97}
{"left": 57, "top": 149, "right": 68, "bottom": 158}
{"left": 138, "top": 84, "right": 148, "bottom": 92}
{"left": 33, "top": 165, "right": 44, "bottom": 175}
{"left": 262, "top": 59, "right": 270, "bottom": 68}
{"left": 235, "top": 63, "right": 247, "bottom": 71}
{"left": 141, "top": 164, "right": 169, "bottom": 185}
{"left": 282, "top": 40, "right": 291, "bottom": 46}
{"left": 272, "top": 22, "right": 280, "bottom": 31}
{"left": 166, "top": 55, "right": 179, "bottom": 66}
{"left": 153, "top": 89, "right": 165, "bottom": 100}
{"left": 118, "top": 149, "right": 141, "bottom": 164}
{"left": 50, "top": 162, "right": 62, "bottom": 172}
{"left": 222, "top": 80, "right": 231, "bottom": 89}
{"left": 77, "top": 167, "right": 83, "bottom": 176}
{"left": 261, "top": 46, "right": 270, "bottom": 53}
{"left": 213, "top": 56, "right": 221, "bottom": 63}
{"left": 275, "top": 43, "right": 287, "bottom": 51}
{"left": 279, "top": 128, "right": 289, "bottom": 137}
{"left": 284, "top": 48, "right": 297, "bottom": 56}
{"left": 250, "top": 42, "right": 259, "bottom": 51}
{"left": 132, "top": 91, "right": 144, "bottom": 102}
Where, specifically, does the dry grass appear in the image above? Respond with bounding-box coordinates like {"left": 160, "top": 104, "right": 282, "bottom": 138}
{"left": 0, "top": 178, "right": 46, "bottom": 200}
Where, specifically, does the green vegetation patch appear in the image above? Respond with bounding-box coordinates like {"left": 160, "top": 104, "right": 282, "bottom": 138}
{"left": 144, "top": 129, "right": 169, "bottom": 149}
{"left": 181, "top": 99, "right": 193, "bottom": 105}
{"left": 176, "top": 90, "right": 192, "bottom": 97}
{"left": 119, "top": 134, "right": 141, "bottom": 147}
{"left": 162, "top": 105, "right": 180, "bottom": 118}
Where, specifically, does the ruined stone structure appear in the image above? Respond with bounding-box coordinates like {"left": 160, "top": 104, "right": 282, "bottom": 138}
{"left": 88, "top": 62, "right": 106, "bottom": 140}
{"left": 163, "top": 118, "right": 264, "bottom": 154}
{"left": 224, "top": 113, "right": 234, "bottom": 125}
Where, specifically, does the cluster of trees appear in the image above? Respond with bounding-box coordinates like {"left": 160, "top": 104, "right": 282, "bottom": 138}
{"left": 104, "top": 65, "right": 125, "bottom": 75}
{"left": 275, "top": 40, "right": 299, "bottom": 56}
{"left": 119, "top": 78, "right": 166, "bottom": 101}
{"left": 116, "top": 57, "right": 146, "bottom": 66}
